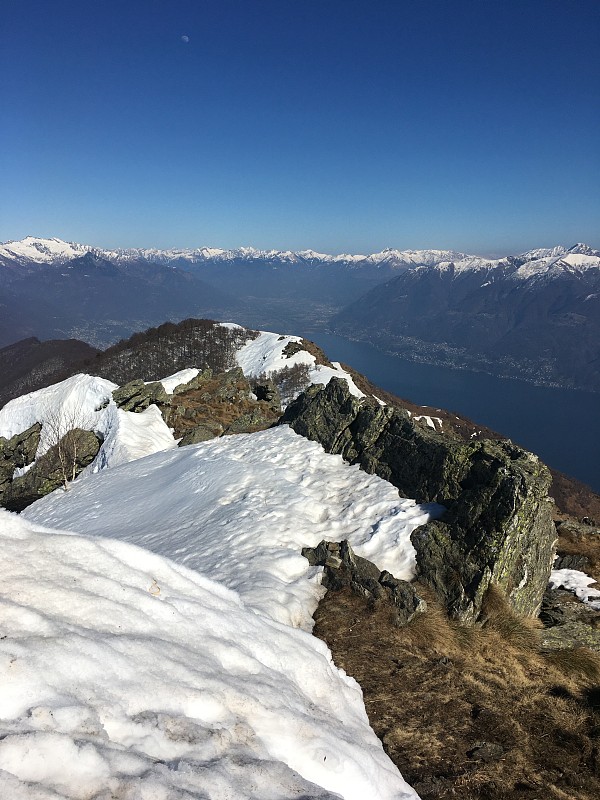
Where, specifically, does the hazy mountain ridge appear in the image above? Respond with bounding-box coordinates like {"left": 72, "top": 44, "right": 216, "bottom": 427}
{"left": 2, "top": 237, "right": 599, "bottom": 390}
{"left": 332, "top": 244, "right": 600, "bottom": 392}
{"left": 0, "top": 236, "right": 469, "bottom": 269}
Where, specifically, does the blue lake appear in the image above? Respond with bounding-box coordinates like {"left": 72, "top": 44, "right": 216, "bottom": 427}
{"left": 303, "top": 332, "right": 600, "bottom": 494}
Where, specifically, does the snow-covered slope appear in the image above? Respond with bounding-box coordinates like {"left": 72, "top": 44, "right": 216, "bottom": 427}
{"left": 0, "top": 373, "right": 177, "bottom": 471}
{"left": 24, "top": 426, "right": 441, "bottom": 629}
{"left": 0, "top": 510, "right": 417, "bottom": 800}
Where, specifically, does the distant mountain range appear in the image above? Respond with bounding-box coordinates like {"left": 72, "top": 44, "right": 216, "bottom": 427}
{"left": 1, "top": 236, "right": 599, "bottom": 390}
{"left": 0, "top": 235, "right": 470, "bottom": 270}
{"left": 331, "top": 243, "right": 600, "bottom": 391}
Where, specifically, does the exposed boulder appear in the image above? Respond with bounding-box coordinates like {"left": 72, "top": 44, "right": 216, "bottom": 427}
{"left": 224, "top": 409, "right": 279, "bottom": 435}
{"left": 2, "top": 429, "right": 102, "bottom": 512}
{"left": 540, "top": 588, "right": 600, "bottom": 651}
{"left": 112, "top": 380, "right": 170, "bottom": 412}
{"left": 302, "top": 539, "right": 427, "bottom": 626}
{"left": 179, "top": 423, "right": 224, "bottom": 446}
{"left": 251, "top": 378, "right": 281, "bottom": 411}
{"left": 282, "top": 379, "right": 555, "bottom": 623}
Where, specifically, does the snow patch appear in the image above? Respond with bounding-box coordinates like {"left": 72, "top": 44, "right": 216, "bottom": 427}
{"left": 234, "top": 330, "right": 364, "bottom": 401}
{"left": 549, "top": 568, "right": 600, "bottom": 611}
{"left": 159, "top": 367, "right": 200, "bottom": 393}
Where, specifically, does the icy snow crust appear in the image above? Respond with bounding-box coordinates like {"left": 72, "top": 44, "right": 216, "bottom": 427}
{"left": 0, "top": 510, "right": 416, "bottom": 800}
{"left": 24, "top": 426, "right": 440, "bottom": 629}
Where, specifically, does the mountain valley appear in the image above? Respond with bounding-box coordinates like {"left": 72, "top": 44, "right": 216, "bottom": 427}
{"left": 2, "top": 237, "right": 599, "bottom": 393}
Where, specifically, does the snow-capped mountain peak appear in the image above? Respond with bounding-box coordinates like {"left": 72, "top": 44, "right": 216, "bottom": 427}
{"left": 0, "top": 236, "right": 92, "bottom": 266}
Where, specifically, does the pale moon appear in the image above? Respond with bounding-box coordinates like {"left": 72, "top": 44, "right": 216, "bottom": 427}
{"left": 181, "top": 35, "right": 189, "bottom": 43}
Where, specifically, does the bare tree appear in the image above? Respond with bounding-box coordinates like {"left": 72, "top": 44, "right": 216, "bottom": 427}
{"left": 42, "top": 404, "right": 96, "bottom": 490}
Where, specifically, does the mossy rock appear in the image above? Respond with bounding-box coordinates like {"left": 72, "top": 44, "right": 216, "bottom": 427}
{"left": 281, "top": 378, "right": 555, "bottom": 623}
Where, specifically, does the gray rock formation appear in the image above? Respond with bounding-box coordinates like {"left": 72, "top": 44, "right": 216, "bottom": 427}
{"left": 2, "top": 429, "right": 101, "bottom": 512}
{"left": 170, "top": 368, "right": 281, "bottom": 445}
{"left": 0, "top": 422, "right": 42, "bottom": 498}
{"left": 179, "top": 423, "right": 224, "bottom": 446}
{"left": 281, "top": 379, "right": 555, "bottom": 623}
{"left": 172, "top": 369, "right": 213, "bottom": 394}
{"left": 302, "top": 539, "right": 427, "bottom": 626}
{"left": 112, "top": 380, "right": 169, "bottom": 412}
{"left": 251, "top": 378, "right": 281, "bottom": 411}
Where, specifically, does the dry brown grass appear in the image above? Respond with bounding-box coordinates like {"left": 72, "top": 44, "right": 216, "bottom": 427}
{"left": 312, "top": 583, "right": 600, "bottom": 799}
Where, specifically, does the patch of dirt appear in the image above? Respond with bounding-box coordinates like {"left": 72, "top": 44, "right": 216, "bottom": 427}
{"left": 312, "top": 585, "right": 600, "bottom": 800}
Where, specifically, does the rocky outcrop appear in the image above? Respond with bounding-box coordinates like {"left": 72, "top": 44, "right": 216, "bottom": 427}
{"left": 540, "top": 588, "right": 600, "bottom": 652}
{"left": 2, "top": 429, "right": 101, "bottom": 512}
{"left": 112, "top": 380, "right": 170, "bottom": 412}
{"left": 112, "top": 368, "right": 281, "bottom": 444}
{"left": 302, "top": 540, "right": 427, "bottom": 626}
{"left": 165, "top": 368, "right": 281, "bottom": 444}
{"left": 281, "top": 379, "right": 556, "bottom": 623}
{"left": 0, "top": 423, "right": 42, "bottom": 497}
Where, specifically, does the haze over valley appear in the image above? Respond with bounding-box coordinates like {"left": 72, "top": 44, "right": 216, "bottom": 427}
{"left": 2, "top": 236, "right": 599, "bottom": 393}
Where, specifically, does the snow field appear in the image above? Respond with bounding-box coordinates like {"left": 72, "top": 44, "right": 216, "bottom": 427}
{"left": 0, "top": 510, "right": 416, "bottom": 800}
{"left": 25, "top": 426, "right": 443, "bottom": 630}
{"left": 1, "top": 365, "right": 442, "bottom": 797}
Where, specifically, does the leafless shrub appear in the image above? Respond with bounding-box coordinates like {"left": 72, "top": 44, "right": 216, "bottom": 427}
{"left": 42, "top": 405, "right": 94, "bottom": 490}
{"left": 258, "top": 362, "right": 312, "bottom": 406}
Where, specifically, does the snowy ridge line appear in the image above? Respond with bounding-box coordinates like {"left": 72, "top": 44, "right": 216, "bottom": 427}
{"left": 230, "top": 326, "right": 364, "bottom": 401}
{"left": 2, "top": 236, "right": 598, "bottom": 272}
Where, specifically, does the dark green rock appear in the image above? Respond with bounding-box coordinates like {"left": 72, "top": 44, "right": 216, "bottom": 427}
{"left": 282, "top": 378, "right": 555, "bottom": 623}
{"left": 0, "top": 422, "right": 42, "bottom": 498}
{"left": 178, "top": 423, "right": 223, "bottom": 446}
{"left": 112, "top": 380, "right": 169, "bottom": 412}
{"left": 2, "top": 428, "right": 102, "bottom": 512}
{"left": 172, "top": 369, "right": 213, "bottom": 394}
{"left": 224, "top": 409, "right": 277, "bottom": 435}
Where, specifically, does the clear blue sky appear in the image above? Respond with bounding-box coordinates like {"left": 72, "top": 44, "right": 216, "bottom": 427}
{"left": 2, "top": 0, "right": 598, "bottom": 254}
